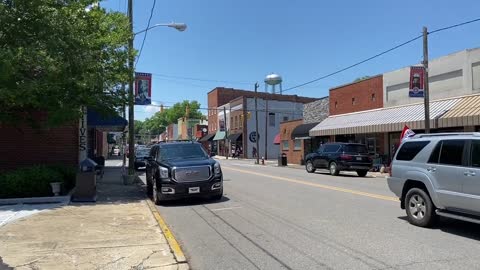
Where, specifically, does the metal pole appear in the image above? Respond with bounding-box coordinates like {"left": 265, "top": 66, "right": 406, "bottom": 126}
{"left": 127, "top": 0, "right": 135, "bottom": 175}
{"left": 223, "top": 106, "right": 228, "bottom": 159}
{"left": 254, "top": 83, "right": 260, "bottom": 164}
{"left": 122, "top": 83, "right": 127, "bottom": 169}
{"left": 423, "top": 26, "right": 430, "bottom": 133}
{"left": 264, "top": 96, "right": 268, "bottom": 160}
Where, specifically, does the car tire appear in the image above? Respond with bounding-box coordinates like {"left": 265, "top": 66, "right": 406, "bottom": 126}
{"left": 329, "top": 162, "right": 340, "bottom": 176}
{"left": 152, "top": 179, "right": 163, "bottom": 205}
{"left": 211, "top": 189, "right": 223, "bottom": 201}
{"left": 356, "top": 170, "right": 368, "bottom": 177}
{"left": 405, "top": 188, "right": 436, "bottom": 227}
{"left": 306, "top": 160, "right": 316, "bottom": 173}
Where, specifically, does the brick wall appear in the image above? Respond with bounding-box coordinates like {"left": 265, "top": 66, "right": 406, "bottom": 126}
{"left": 279, "top": 119, "right": 304, "bottom": 165}
{"left": 329, "top": 75, "right": 383, "bottom": 116}
{"left": 0, "top": 114, "right": 78, "bottom": 171}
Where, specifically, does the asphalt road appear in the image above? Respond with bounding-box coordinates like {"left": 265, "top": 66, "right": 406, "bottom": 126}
{"left": 139, "top": 159, "right": 480, "bottom": 270}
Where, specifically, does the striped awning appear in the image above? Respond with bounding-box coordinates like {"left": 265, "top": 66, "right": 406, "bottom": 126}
{"left": 438, "top": 95, "right": 480, "bottom": 128}
{"left": 310, "top": 97, "right": 463, "bottom": 136}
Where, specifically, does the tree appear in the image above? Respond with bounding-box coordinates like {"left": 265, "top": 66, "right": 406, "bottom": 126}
{"left": 0, "top": 0, "right": 131, "bottom": 127}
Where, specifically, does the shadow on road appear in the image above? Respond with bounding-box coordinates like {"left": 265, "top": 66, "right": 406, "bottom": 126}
{"left": 157, "top": 196, "right": 230, "bottom": 208}
{"left": 397, "top": 216, "right": 480, "bottom": 241}
{"left": 313, "top": 171, "right": 374, "bottom": 178}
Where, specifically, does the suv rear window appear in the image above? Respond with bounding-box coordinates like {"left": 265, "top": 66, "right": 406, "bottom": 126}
{"left": 396, "top": 141, "right": 430, "bottom": 161}
{"left": 343, "top": 144, "right": 368, "bottom": 154}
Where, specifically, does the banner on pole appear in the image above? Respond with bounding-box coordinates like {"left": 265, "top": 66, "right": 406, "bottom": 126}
{"left": 135, "top": 72, "right": 152, "bottom": 105}
{"left": 409, "top": 66, "right": 425, "bottom": 98}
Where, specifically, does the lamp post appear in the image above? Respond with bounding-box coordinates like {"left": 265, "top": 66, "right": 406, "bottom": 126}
{"left": 127, "top": 0, "right": 186, "bottom": 176}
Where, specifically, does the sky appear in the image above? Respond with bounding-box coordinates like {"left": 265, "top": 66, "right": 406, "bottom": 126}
{"left": 101, "top": 0, "right": 480, "bottom": 120}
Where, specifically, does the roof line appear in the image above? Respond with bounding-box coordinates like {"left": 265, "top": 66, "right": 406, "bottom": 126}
{"left": 329, "top": 74, "right": 383, "bottom": 91}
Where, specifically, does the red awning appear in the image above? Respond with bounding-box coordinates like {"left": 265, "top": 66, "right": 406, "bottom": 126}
{"left": 273, "top": 134, "right": 281, "bottom": 145}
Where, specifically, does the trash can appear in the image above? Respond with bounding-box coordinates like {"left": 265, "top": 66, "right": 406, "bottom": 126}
{"left": 72, "top": 158, "right": 97, "bottom": 202}
{"left": 278, "top": 153, "right": 288, "bottom": 166}
{"left": 281, "top": 153, "right": 287, "bottom": 166}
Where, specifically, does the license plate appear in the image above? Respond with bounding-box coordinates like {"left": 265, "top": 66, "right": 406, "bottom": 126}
{"left": 189, "top": 187, "right": 200, "bottom": 194}
{"left": 356, "top": 157, "right": 362, "bottom": 161}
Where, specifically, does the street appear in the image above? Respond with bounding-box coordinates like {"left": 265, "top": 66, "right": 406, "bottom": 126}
{"left": 140, "top": 159, "right": 480, "bottom": 270}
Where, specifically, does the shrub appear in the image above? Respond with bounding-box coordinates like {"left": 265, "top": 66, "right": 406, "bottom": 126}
{"left": 0, "top": 165, "right": 76, "bottom": 199}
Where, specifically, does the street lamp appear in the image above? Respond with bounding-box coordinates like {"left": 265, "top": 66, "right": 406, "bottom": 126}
{"left": 126, "top": 15, "right": 187, "bottom": 177}
{"left": 134, "top": 23, "right": 187, "bottom": 35}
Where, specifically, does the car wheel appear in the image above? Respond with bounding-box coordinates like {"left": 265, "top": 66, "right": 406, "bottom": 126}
{"left": 152, "top": 179, "right": 163, "bottom": 205}
{"left": 329, "top": 162, "right": 339, "bottom": 176}
{"left": 356, "top": 170, "right": 368, "bottom": 177}
{"left": 306, "top": 160, "right": 316, "bottom": 173}
{"left": 405, "top": 188, "right": 436, "bottom": 227}
{"left": 211, "top": 188, "right": 223, "bottom": 201}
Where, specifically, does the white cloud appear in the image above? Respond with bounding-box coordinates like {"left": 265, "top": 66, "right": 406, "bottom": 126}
{"left": 144, "top": 105, "right": 160, "bottom": 114}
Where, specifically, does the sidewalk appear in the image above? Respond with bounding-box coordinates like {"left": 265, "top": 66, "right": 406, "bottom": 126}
{"left": 0, "top": 166, "right": 188, "bottom": 270}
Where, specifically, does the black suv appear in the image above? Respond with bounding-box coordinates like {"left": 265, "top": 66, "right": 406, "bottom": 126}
{"left": 145, "top": 141, "right": 223, "bottom": 204}
{"left": 305, "top": 143, "right": 372, "bottom": 177}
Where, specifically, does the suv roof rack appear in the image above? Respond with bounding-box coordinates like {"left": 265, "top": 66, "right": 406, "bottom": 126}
{"left": 414, "top": 132, "right": 480, "bottom": 138}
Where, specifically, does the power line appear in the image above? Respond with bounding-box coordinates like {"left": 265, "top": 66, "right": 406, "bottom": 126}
{"left": 282, "top": 34, "right": 423, "bottom": 93}
{"left": 282, "top": 17, "right": 480, "bottom": 93}
{"left": 152, "top": 73, "right": 251, "bottom": 85}
{"left": 135, "top": 0, "right": 157, "bottom": 67}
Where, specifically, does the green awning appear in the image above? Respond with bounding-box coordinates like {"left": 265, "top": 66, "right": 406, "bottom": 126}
{"left": 213, "top": 131, "right": 226, "bottom": 141}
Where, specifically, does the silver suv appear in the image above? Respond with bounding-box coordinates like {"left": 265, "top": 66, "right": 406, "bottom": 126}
{"left": 388, "top": 132, "right": 480, "bottom": 227}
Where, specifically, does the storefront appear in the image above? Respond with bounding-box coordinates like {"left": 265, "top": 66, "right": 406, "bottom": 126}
{"left": 310, "top": 94, "right": 480, "bottom": 163}
{"left": 227, "top": 133, "right": 243, "bottom": 157}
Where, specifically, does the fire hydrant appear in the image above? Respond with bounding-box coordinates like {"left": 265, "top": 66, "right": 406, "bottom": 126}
{"left": 261, "top": 156, "right": 265, "bottom": 165}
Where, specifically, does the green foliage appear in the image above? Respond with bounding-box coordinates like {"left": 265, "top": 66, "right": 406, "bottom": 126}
{"left": 0, "top": 165, "right": 76, "bottom": 198}
{"left": 0, "top": 0, "right": 132, "bottom": 127}
{"left": 353, "top": 76, "right": 371, "bottom": 82}
{"left": 136, "top": 100, "right": 204, "bottom": 136}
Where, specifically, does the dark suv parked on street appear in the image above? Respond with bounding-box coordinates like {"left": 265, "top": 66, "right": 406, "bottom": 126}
{"left": 145, "top": 141, "right": 223, "bottom": 204}
{"left": 305, "top": 143, "right": 372, "bottom": 177}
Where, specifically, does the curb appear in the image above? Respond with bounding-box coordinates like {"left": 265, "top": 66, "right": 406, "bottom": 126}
{"left": 145, "top": 200, "right": 188, "bottom": 266}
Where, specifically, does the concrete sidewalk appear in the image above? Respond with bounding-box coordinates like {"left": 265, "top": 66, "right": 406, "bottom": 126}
{"left": 0, "top": 166, "right": 188, "bottom": 270}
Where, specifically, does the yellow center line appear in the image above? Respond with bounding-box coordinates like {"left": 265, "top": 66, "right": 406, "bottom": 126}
{"left": 223, "top": 166, "right": 398, "bottom": 202}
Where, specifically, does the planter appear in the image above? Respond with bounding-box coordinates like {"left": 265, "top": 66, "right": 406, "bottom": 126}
{"left": 50, "top": 182, "right": 62, "bottom": 196}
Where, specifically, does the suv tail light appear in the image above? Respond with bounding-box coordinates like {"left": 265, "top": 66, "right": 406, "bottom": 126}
{"left": 340, "top": 154, "right": 352, "bottom": 160}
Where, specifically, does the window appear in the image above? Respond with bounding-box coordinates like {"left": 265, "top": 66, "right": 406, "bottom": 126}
{"left": 324, "top": 144, "right": 340, "bottom": 153}
{"left": 335, "top": 101, "right": 338, "bottom": 108}
{"left": 473, "top": 62, "right": 480, "bottom": 91}
{"left": 230, "top": 117, "right": 233, "bottom": 129}
{"left": 269, "top": 113, "right": 275, "bottom": 127}
{"left": 294, "top": 139, "right": 302, "bottom": 150}
{"left": 343, "top": 144, "right": 368, "bottom": 153}
{"left": 371, "top": 93, "right": 376, "bottom": 101}
{"left": 352, "top": 98, "right": 356, "bottom": 105}
{"left": 471, "top": 140, "right": 480, "bottom": 167}
{"left": 439, "top": 140, "right": 465, "bottom": 166}
{"left": 396, "top": 141, "right": 430, "bottom": 161}
{"left": 234, "top": 116, "right": 238, "bottom": 128}
{"left": 239, "top": 115, "right": 243, "bottom": 128}
{"left": 282, "top": 140, "right": 289, "bottom": 150}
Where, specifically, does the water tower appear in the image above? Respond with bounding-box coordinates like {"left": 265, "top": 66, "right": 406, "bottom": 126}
{"left": 264, "top": 73, "right": 283, "bottom": 94}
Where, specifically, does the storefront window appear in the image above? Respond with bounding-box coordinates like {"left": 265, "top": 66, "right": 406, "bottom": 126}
{"left": 294, "top": 140, "right": 301, "bottom": 150}
{"left": 282, "top": 140, "right": 289, "bottom": 151}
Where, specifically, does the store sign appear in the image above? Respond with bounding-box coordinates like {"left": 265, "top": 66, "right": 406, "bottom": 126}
{"left": 409, "top": 66, "right": 425, "bottom": 98}
{"left": 135, "top": 72, "right": 152, "bottom": 105}
{"left": 249, "top": 131, "right": 259, "bottom": 143}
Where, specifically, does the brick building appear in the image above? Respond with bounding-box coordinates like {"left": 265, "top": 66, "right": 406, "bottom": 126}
{"left": 207, "top": 87, "right": 318, "bottom": 159}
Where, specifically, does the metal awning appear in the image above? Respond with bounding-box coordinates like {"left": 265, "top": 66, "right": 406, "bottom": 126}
{"left": 213, "top": 131, "right": 226, "bottom": 141}
{"left": 87, "top": 109, "right": 128, "bottom": 132}
{"left": 291, "top": 122, "right": 319, "bottom": 139}
{"left": 438, "top": 95, "right": 480, "bottom": 128}
{"left": 199, "top": 133, "right": 215, "bottom": 142}
{"left": 227, "top": 133, "right": 242, "bottom": 141}
{"left": 310, "top": 97, "right": 462, "bottom": 136}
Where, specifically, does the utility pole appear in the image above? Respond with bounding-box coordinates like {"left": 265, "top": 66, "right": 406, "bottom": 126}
{"left": 423, "top": 26, "right": 430, "bottom": 133}
{"left": 122, "top": 83, "right": 127, "bottom": 169}
{"left": 223, "top": 106, "right": 228, "bottom": 159}
{"left": 264, "top": 95, "right": 268, "bottom": 160}
{"left": 127, "top": 0, "right": 135, "bottom": 175}
{"left": 254, "top": 83, "right": 260, "bottom": 164}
